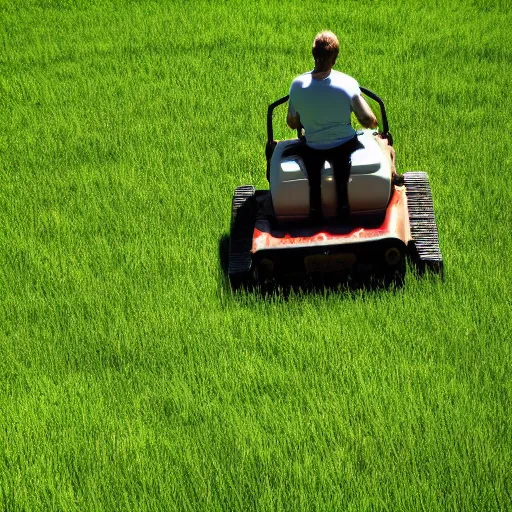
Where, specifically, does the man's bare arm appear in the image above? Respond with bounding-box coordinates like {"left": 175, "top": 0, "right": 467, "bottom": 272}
{"left": 287, "top": 111, "right": 300, "bottom": 130}
{"left": 351, "top": 94, "right": 378, "bottom": 129}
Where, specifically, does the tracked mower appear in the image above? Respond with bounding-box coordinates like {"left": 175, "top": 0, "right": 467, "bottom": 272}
{"left": 228, "top": 88, "right": 443, "bottom": 290}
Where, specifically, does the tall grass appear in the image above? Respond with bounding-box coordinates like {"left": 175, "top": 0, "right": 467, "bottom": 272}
{"left": 1, "top": 0, "right": 511, "bottom": 510}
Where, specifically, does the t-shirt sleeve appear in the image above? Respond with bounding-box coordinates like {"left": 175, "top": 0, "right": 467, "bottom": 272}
{"left": 347, "top": 77, "right": 361, "bottom": 98}
{"left": 288, "top": 79, "right": 298, "bottom": 115}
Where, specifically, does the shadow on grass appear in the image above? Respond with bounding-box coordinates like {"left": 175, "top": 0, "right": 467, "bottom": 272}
{"left": 219, "top": 234, "right": 230, "bottom": 276}
{"left": 218, "top": 233, "right": 406, "bottom": 298}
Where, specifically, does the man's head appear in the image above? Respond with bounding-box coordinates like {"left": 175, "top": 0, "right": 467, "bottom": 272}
{"left": 312, "top": 31, "right": 339, "bottom": 72}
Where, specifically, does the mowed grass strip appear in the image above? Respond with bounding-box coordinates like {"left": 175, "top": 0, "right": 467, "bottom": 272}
{"left": 1, "top": 0, "right": 511, "bottom": 510}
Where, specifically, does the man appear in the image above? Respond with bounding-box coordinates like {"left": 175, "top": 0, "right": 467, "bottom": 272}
{"left": 287, "top": 31, "right": 378, "bottom": 221}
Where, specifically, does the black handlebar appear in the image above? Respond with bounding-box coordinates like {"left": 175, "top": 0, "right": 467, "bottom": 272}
{"left": 267, "top": 95, "right": 289, "bottom": 144}
{"left": 359, "top": 87, "right": 389, "bottom": 135}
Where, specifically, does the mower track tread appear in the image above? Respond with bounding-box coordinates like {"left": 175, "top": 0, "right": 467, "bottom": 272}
{"left": 404, "top": 172, "right": 443, "bottom": 274}
{"left": 228, "top": 185, "right": 256, "bottom": 289}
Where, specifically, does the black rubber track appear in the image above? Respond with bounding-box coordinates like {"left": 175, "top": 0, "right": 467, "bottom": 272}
{"left": 228, "top": 185, "right": 256, "bottom": 289}
{"left": 404, "top": 172, "right": 443, "bottom": 275}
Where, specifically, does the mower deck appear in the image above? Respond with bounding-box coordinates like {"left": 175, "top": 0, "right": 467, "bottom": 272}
{"left": 251, "top": 187, "right": 409, "bottom": 276}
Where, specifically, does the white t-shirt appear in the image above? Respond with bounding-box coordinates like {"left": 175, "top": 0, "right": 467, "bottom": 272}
{"left": 288, "top": 69, "right": 360, "bottom": 149}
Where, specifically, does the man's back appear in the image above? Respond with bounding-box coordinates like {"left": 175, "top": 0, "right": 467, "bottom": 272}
{"left": 289, "top": 70, "right": 360, "bottom": 149}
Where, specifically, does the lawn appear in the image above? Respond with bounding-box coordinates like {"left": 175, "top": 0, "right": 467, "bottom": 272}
{"left": 1, "top": 0, "right": 511, "bottom": 510}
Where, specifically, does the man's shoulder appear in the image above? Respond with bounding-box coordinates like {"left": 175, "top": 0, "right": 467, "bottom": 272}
{"left": 294, "top": 70, "right": 313, "bottom": 80}
{"left": 290, "top": 71, "right": 313, "bottom": 87}
{"left": 331, "top": 70, "right": 358, "bottom": 85}
{"left": 330, "top": 70, "right": 360, "bottom": 96}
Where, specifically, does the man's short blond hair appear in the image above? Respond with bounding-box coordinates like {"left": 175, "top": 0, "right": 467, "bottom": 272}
{"left": 312, "top": 31, "right": 340, "bottom": 62}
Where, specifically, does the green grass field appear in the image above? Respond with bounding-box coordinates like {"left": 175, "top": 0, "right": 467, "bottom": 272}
{"left": 1, "top": 0, "right": 511, "bottom": 510}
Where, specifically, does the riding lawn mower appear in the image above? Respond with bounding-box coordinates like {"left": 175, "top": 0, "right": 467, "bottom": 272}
{"left": 228, "top": 88, "right": 443, "bottom": 290}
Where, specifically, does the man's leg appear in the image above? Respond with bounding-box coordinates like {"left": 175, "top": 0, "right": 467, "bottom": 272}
{"left": 329, "top": 138, "right": 363, "bottom": 218}
{"left": 301, "top": 146, "right": 325, "bottom": 220}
